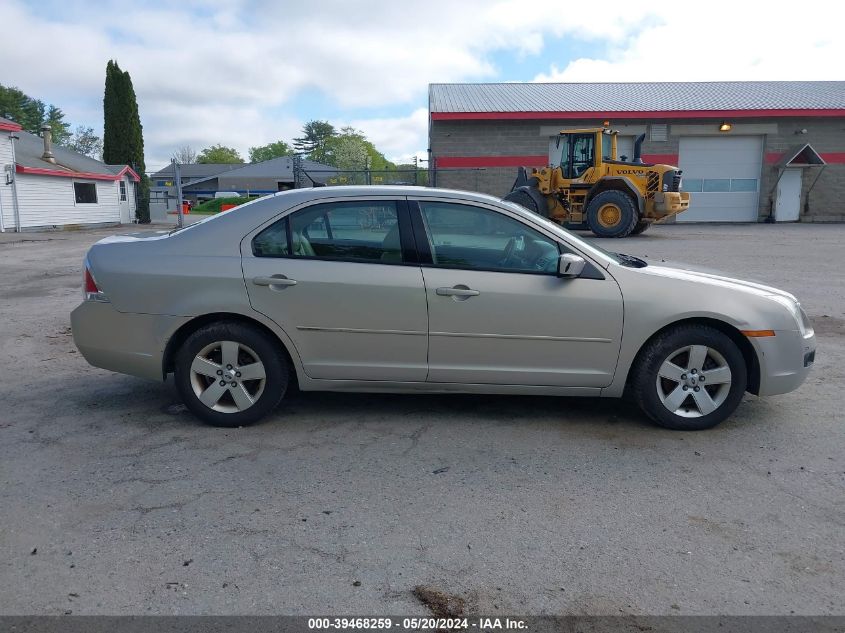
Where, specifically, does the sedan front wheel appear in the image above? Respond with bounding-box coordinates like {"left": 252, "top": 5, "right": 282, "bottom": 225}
{"left": 175, "top": 322, "right": 288, "bottom": 427}
{"left": 632, "top": 325, "right": 747, "bottom": 430}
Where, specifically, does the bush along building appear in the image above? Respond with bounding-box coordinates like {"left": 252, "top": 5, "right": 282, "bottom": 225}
{"left": 429, "top": 81, "right": 845, "bottom": 222}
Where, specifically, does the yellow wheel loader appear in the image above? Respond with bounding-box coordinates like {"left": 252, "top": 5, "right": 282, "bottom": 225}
{"left": 504, "top": 128, "right": 690, "bottom": 238}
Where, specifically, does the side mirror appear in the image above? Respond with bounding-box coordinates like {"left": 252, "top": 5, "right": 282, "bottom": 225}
{"left": 558, "top": 253, "right": 586, "bottom": 278}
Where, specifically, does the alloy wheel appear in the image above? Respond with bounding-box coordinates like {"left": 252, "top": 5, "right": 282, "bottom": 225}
{"left": 655, "top": 345, "right": 732, "bottom": 418}
{"left": 189, "top": 340, "right": 267, "bottom": 413}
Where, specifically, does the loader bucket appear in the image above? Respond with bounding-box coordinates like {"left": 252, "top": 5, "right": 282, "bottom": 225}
{"left": 510, "top": 166, "right": 529, "bottom": 192}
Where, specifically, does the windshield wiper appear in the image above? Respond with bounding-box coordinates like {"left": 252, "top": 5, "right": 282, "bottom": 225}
{"left": 614, "top": 252, "right": 648, "bottom": 268}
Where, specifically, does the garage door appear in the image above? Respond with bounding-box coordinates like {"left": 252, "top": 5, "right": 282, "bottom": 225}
{"left": 677, "top": 136, "right": 762, "bottom": 222}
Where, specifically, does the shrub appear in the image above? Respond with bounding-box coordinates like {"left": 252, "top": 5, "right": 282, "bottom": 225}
{"left": 192, "top": 196, "right": 254, "bottom": 213}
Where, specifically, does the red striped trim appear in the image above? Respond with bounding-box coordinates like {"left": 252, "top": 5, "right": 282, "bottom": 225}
{"left": 436, "top": 155, "right": 547, "bottom": 168}
{"left": 436, "top": 154, "right": 684, "bottom": 169}
{"left": 431, "top": 109, "right": 845, "bottom": 121}
{"left": 766, "top": 152, "right": 845, "bottom": 164}
{"left": 641, "top": 154, "right": 678, "bottom": 165}
{"left": 437, "top": 150, "right": 845, "bottom": 171}
{"left": 1, "top": 120, "right": 23, "bottom": 132}
{"left": 16, "top": 164, "right": 140, "bottom": 182}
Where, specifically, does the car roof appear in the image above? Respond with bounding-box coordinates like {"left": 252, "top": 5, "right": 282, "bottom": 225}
{"left": 288, "top": 185, "right": 501, "bottom": 202}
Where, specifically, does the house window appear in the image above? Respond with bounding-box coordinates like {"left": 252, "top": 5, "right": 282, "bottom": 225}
{"left": 74, "top": 182, "right": 98, "bottom": 204}
{"left": 119, "top": 181, "right": 127, "bottom": 201}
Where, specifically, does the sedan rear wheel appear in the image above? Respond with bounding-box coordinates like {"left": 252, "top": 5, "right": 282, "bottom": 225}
{"left": 175, "top": 322, "right": 287, "bottom": 427}
{"left": 632, "top": 325, "right": 747, "bottom": 430}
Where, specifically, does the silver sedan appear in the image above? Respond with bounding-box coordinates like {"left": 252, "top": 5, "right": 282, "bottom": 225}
{"left": 71, "top": 186, "right": 816, "bottom": 430}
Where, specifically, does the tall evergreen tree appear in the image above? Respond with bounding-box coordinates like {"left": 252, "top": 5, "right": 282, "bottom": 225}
{"left": 103, "top": 60, "right": 149, "bottom": 222}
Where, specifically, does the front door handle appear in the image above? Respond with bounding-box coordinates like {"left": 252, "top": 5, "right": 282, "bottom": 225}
{"left": 253, "top": 275, "right": 297, "bottom": 288}
{"left": 436, "top": 285, "right": 480, "bottom": 297}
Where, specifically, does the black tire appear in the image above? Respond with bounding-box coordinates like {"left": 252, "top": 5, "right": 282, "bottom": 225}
{"left": 631, "top": 324, "right": 747, "bottom": 431}
{"left": 585, "top": 190, "right": 638, "bottom": 238}
{"left": 630, "top": 221, "right": 651, "bottom": 235}
{"left": 503, "top": 189, "right": 541, "bottom": 215}
{"left": 175, "top": 322, "right": 288, "bottom": 427}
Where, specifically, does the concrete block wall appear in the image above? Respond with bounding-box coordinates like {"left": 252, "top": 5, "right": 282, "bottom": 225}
{"left": 430, "top": 116, "right": 845, "bottom": 222}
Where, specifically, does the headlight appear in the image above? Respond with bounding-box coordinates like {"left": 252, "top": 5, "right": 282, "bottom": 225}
{"left": 767, "top": 295, "right": 812, "bottom": 336}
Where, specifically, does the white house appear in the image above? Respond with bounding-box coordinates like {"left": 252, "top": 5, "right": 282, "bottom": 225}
{"left": 0, "top": 116, "right": 140, "bottom": 231}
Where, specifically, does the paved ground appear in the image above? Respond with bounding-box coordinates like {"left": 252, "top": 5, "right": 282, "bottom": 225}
{"left": 0, "top": 223, "right": 843, "bottom": 616}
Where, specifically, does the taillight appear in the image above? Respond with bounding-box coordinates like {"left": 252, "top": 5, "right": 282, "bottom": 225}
{"left": 84, "top": 268, "right": 99, "bottom": 294}
{"left": 83, "top": 259, "right": 109, "bottom": 302}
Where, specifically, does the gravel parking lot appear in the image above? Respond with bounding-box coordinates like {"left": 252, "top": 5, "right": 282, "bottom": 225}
{"left": 0, "top": 223, "right": 843, "bottom": 616}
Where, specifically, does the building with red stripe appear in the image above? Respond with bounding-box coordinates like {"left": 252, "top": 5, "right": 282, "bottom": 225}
{"left": 428, "top": 81, "right": 845, "bottom": 223}
{"left": 0, "top": 116, "right": 140, "bottom": 231}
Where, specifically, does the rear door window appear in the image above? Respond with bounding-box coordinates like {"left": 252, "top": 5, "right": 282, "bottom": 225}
{"left": 252, "top": 201, "right": 405, "bottom": 263}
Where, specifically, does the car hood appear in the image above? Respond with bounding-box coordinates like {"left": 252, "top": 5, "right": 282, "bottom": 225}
{"left": 636, "top": 262, "right": 798, "bottom": 302}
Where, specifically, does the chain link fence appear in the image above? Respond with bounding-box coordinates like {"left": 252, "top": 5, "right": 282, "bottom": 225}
{"left": 297, "top": 169, "right": 429, "bottom": 187}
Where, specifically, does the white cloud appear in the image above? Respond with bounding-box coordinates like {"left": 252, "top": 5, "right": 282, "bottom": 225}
{"left": 534, "top": 1, "right": 845, "bottom": 83}
{"left": 0, "top": 0, "right": 654, "bottom": 166}
{"left": 347, "top": 108, "right": 430, "bottom": 164}
{"left": 3, "top": 0, "right": 841, "bottom": 168}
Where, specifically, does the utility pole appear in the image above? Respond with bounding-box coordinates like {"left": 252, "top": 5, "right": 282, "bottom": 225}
{"left": 293, "top": 154, "right": 304, "bottom": 189}
{"left": 172, "top": 159, "right": 184, "bottom": 228}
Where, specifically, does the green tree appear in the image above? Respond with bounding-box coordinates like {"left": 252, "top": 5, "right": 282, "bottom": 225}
{"left": 103, "top": 60, "right": 149, "bottom": 222}
{"left": 248, "top": 140, "right": 292, "bottom": 163}
{"left": 65, "top": 125, "right": 103, "bottom": 159}
{"left": 0, "top": 84, "right": 73, "bottom": 140}
{"left": 325, "top": 127, "right": 368, "bottom": 170}
{"left": 293, "top": 120, "right": 335, "bottom": 164}
{"left": 325, "top": 127, "right": 396, "bottom": 172}
{"left": 197, "top": 144, "right": 244, "bottom": 164}
{"left": 45, "top": 105, "right": 71, "bottom": 146}
{"left": 0, "top": 84, "right": 43, "bottom": 132}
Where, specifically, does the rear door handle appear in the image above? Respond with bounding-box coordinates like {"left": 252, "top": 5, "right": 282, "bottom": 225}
{"left": 253, "top": 275, "right": 297, "bottom": 288}
{"left": 436, "top": 285, "right": 480, "bottom": 297}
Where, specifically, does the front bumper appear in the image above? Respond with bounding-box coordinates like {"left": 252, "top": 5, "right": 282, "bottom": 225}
{"left": 652, "top": 191, "right": 691, "bottom": 217}
{"left": 71, "top": 302, "right": 188, "bottom": 381}
{"left": 750, "top": 329, "right": 816, "bottom": 397}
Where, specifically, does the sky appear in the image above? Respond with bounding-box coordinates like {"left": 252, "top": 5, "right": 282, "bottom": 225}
{"left": 1, "top": 0, "right": 843, "bottom": 172}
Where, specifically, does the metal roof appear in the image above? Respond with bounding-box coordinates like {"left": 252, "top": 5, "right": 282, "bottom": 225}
{"left": 150, "top": 163, "right": 243, "bottom": 178}
{"left": 182, "top": 157, "right": 337, "bottom": 188}
{"left": 0, "top": 115, "right": 23, "bottom": 131}
{"left": 429, "top": 81, "right": 845, "bottom": 114}
{"left": 13, "top": 128, "right": 119, "bottom": 174}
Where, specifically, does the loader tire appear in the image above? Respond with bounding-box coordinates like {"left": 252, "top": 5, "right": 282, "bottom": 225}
{"left": 503, "top": 189, "right": 541, "bottom": 215}
{"left": 631, "top": 221, "right": 651, "bottom": 235}
{"left": 586, "top": 190, "right": 638, "bottom": 238}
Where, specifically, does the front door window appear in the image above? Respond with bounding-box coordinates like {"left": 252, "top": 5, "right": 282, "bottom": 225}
{"left": 419, "top": 202, "right": 559, "bottom": 274}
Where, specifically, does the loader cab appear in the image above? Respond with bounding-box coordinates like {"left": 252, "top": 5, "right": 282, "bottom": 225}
{"left": 556, "top": 129, "right": 611, "bottom": 179}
